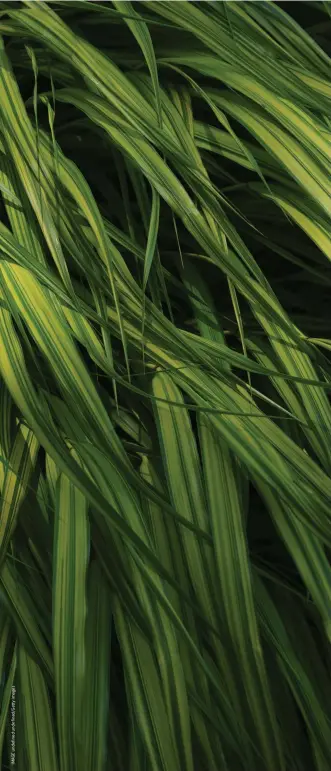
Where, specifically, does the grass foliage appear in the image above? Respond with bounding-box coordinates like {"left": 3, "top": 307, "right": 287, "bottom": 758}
{"left": 0, "top": 1, "right": 330, "bottom": 769}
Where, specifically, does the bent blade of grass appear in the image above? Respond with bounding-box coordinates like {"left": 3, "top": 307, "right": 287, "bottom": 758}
{"left": 152, "top": 371, "right": 215, "bottom": 618}
{"left": 138, "top": 455, "right": 224, "bottom": 769}
{"left": 113, "top": 594, "right": 182, "bottom": 771}
{"left": 133, "top": 569, "right": 194, "bottom": 771}
{"left": 53, "top": 465, "right": 89, "bottom": 771}
{"left": 83, "top": 559, "right": 112, "bottom": 771}
{"left": 198, "top": 412, "right": 285, "bottom": 771}
{"left": 138, "top": 455, "right": 227, "bottom": 771}
{"left": 151, "top": 370, "right": 257, "bottom": 764}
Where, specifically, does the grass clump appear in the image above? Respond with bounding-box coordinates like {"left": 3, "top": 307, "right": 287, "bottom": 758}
{"left": 0, "top": 2, "right": 330, "bottom": 770}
